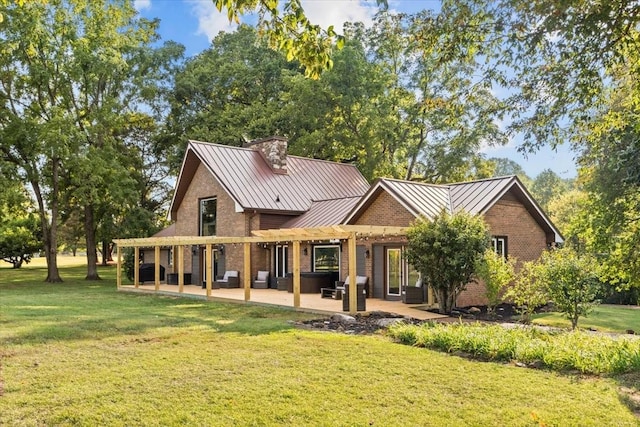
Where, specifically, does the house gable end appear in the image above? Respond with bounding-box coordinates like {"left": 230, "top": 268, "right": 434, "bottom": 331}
{"left": 349, "top": 187, "right": 417, "bottom": 227}
{"left": 170, "top": 144, "right": 243, "bottom": 222}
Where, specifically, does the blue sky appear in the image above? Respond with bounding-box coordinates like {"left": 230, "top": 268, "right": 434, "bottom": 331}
{"left": 134, "top": 0, "right": 578, "bottom": 180}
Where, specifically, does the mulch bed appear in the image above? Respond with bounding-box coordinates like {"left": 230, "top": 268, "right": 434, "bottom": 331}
{"left": 297, "top": 303, "right": 525, "bottom": 335}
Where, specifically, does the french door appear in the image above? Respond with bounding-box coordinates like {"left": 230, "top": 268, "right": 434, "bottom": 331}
{"left": 386, "top": 248, "right": 402, "bottom": 298}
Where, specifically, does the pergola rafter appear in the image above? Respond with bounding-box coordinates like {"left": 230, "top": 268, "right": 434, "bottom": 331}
{"left": 113, "top": 225, "right": 407, "bottom": 314}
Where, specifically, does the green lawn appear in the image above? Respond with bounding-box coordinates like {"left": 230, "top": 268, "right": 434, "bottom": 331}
{"left": 1, "top": 263, "right": 639, "bottom": 426}
{"left": 533, "top": 305, "right": 640, "bottom": 334}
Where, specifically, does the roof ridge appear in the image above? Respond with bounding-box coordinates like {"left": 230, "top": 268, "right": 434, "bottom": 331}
{"left": 286, "top": 154, "right": 361, "bottom": 168}
{"left": 448, "top": 175, "right": 516, "bottom": 186}
{"left": 379, "top": 177, "right": 450, "bottom": 188}
{"left": 188, "top": 140, "right": 253, "bottom": 152}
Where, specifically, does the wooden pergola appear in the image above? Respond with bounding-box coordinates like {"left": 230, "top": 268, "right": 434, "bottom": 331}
{"left": 113, "top": 225, "right": 406, "bottom": 314}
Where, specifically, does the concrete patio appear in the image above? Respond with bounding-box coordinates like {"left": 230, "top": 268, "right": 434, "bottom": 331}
{"left": 119, "top": 283, "right": 447, "bottom": 321}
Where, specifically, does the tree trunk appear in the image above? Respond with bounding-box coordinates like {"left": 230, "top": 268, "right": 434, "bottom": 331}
{"left": 101, "top": 240, "right": 109, "bottom": 266}
{"left": 84, "top": 204, "right": 101, "bottom": 280}
{"left": 31, "top": 160, "right": 62, "bottom": 283}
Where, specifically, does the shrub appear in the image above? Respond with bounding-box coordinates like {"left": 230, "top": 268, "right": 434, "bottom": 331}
{"left": 476, "top": 249, "right": 516, "bottom": 316}
{"left": 405, "top": 210, "right": 490, "bottom": 314}
{"left": 505, "top": 260, "right": 547, "bottom": 324}
{"left": 537, "top": 248, "right": 600, "bottom": 330}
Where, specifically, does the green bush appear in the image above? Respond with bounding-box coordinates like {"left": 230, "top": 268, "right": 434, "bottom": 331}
{"left": 388, "top": 322, "right": 640, "bottom": 375}
{"left": 537, "top": 248, "right": 600, "bottom": 329}
{"left": 505, "top": 260, "right": 547, "bottom": 323}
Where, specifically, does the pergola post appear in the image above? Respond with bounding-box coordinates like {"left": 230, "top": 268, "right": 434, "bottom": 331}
{"left": 205, "top": 243, "right": 212, "bottom": 297}
{"left": 116, "top": 245, "right": 122, "bottom": 289}
{"left": 244, "top": 242, "right": 251, "bottom": 301}
{"left": 178, "top": 245, "right": 184, "bottom": 292}
{"left": 293, "top": 240, "right": 301, "bottom": 308}
{"left": 348, "top": 232, "right": 357, "bottom": 314}
{"left": 154, "top": 246, "right": 160, "bottom": 290}
{"left": 134, "top": 246, "right": 139, "bottom": 288}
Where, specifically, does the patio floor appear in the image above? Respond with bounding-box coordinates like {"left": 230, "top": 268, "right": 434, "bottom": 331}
{"left": 119, "top": 283, "right": 447, "bottom": 321}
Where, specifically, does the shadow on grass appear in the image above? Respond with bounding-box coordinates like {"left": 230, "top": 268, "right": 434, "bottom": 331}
{"left": 1, "top": 281, "right": 311, "bottom": 345}
{"left": 614, "top": 372, "right": 640, "bottom": 419}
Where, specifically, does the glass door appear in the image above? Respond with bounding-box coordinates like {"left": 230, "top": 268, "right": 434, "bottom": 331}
{"left": 201, "top": 248, "right": 219, "bottom": 284}
{"left": 274, "top": 245, "right": 289, "bottom": 277}
{"left": 386, "top": 248, "right": 402, "bottom": 297}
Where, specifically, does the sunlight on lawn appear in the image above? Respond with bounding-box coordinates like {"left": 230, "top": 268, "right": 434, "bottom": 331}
{"left": 0, "top": 254, "right": 87, "bottom": 269}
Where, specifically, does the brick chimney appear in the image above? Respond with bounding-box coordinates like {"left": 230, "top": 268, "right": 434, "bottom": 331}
{"left": 244, "top": 136, "right": 288, "bottom": 174}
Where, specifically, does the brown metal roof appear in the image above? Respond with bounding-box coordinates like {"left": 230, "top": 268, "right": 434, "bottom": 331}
{"left": 281, "top": 197, "right": 362, "bottom": 228}
{"left": 449, "top": 176, "right": 515, "bottom": 214}
{"left": 382, "top": 179, "right": 451, "bottom": 220}
{"left": 172, "top": 140, "right": 369, "bottom": 216}
{"left": 344, "top": 175, "right": 563, "bottom": 242}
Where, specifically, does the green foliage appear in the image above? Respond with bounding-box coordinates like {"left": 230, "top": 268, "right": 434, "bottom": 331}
{"left": 405, "top": 210, "right": 490, "bottom": 314}
{"left": 0, "top": 180, "right": 42, "bottom": 268}
{"left": 530, "top": 169, "right": 571, "bottom": 213}
{"left": 0, "top": 0, "right": 182, "bottom": 281}
{"left": 476, "top": 249, "right": 516, "bottom": 315}
{"left": 505, "top": 260, "right": 547, "bottom": 324}
{"left": 537, "top": 248, "right": 601, "bottom": 330}
{"left": 213, "top": 0, "right": 388, "bottom": 79}
{"left": 388, "top": 322, "right": 640, "bottom": 375}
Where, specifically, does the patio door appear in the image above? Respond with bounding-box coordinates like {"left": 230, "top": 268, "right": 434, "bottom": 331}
{"left": 274, "top": 245, "right": 289, "bottom": 278}
{"left": 201, "top": 248, "right": 219, "bottom": 285}
{"left": 386, "top": 248, "right": 402, "bottom": 299}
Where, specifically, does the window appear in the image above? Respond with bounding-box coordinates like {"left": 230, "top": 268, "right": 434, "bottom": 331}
{"left": 492, "top": 236, "right": 507, "bottom": 258}
{"left": 167, "top": 247, "right": 173, "bottom": 266}
{"left": 313, "top": 245, "right": 340, "bottom": 272}
{"left": 200, "top": 197, "right": 217, "bottom": 236}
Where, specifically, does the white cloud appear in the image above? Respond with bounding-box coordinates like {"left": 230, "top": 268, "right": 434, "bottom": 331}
{"left": 133, "top": 0, "right": 152, "bottom": 11}
{"left": 188, "top": 0, "right": 239, "bottom": 42}
{"left": 301, "top": 0, "right": 376, "bottom": 33}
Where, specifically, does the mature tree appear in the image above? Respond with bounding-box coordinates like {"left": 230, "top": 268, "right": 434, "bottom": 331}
{"left": 537, "top": 247, "right": 600, "bottom": 330}
{"left": 530, "top": 169, "right": 570, "bottom": 213}
{"left": 166, "top": 24, "right": 298, "bottom": 169}
{"left": 316, "top": 13, "right": 506, "bottom": 182}
{"left": 405, "top": 210, "right": 490, "bottom": 314}
{"left": 211, "top": 0, "right": 386, "bottom": 78}
{"left": 0, "top": 0, "right": 182, "bottom": 280}
{"left": 488, "top": 157, "right": 533, "bottom": 188}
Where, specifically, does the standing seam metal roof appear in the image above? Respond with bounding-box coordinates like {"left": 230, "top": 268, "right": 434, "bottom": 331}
{"left": 187, "top": 140, "right": 370, "bottom": 213}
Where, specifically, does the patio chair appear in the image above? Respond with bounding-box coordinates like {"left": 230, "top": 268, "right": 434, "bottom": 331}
{"left": 253, "top": 270, "right": 270, "bottom": 289}
{"left": 215, "top": 270, "right": 239, "bottom": 288}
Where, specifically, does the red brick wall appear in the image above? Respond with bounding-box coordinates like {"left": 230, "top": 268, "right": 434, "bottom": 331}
{"left": 352, "top": 191, "right": 416, "bottom": 226}
{"left": 456, "top": 189, "right": 548, "bottom": 307}
{"left": 349, "top": 187, "right": 549, "bottom": 308}
{"left": 174, "top": 162, "right": 247, "bottom": 278}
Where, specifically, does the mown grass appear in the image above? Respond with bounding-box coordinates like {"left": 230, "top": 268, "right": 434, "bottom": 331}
{"left": 533, "top": 305, "right": 640, "bottom": 334}
{"left": 1, "top": 263, "right": 639, "bottom": 425}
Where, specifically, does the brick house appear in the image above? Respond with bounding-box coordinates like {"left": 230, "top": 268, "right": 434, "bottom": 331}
{"left": 142, "top": 137, "right": 562, "bottom": 308}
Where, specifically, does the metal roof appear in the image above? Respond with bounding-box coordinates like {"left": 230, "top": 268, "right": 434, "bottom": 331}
{"left": 172, "top": 140, "right": 369, "bottom": 215}
{"left": 281, "top": 197, "right": 362, "bottom": 229}
{"left": 449, "top": 176, "right": 515, "bottom": 214}
{"left": 344, "top": 175, "right": 562, "bottom": 242}
{"left": 382, "top": 179, "right": 451, "bottom": 220}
